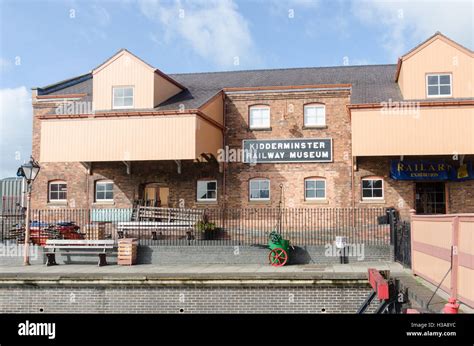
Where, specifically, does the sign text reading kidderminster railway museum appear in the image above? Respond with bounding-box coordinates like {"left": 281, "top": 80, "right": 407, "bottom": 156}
{"left": 242, "top": 138, "right": 333, "bottom": 163}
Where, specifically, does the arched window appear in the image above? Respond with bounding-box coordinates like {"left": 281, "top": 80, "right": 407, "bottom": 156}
{"left": 95, "top": 180, "right": 114, "bottom": 202}
{"left": 249, "top": 178, "right": 270, "bottom": 201}
{"left": 249, "top": 105, "right": 271, "bottom": 129}
{"left": 361, "top": 177, "right": 384, "bottom": 200}
{"left": 304, "top": 104, "right": 326, "bottom": 127}
{"left": 48, "top": 180, "right": 67, "bottom": 202}
{"left": 304, "top": 177, "right": 326, "bottom": 200}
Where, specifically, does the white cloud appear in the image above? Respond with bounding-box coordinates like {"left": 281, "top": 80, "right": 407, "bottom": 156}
{"left": 139, "top": 0, "right": 260, "bottom": 68}
{"left": 0, "top": 87, "right": 32, "bottom": 178}
{"left": 352, "top": 0, "right": 474, "bottom": 60}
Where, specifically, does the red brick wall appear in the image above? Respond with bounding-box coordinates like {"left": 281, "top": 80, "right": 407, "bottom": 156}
{"left": 223, "top": 90, "right": 353, "bottom": 208}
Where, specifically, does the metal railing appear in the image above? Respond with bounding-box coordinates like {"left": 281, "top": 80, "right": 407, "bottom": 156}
{"left": 1, "top": 207, "right": 390, "bottom": 247}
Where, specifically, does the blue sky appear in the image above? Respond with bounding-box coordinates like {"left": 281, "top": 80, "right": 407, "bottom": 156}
{"left": 0, "top": 0, "right": 473, "bottom": 177}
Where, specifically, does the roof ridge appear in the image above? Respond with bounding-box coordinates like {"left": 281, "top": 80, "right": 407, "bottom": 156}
{"left": 169, "top": 64, "right": 397, "bottom": 76}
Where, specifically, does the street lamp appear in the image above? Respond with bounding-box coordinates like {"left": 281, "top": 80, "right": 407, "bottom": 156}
{"left": 17, "top": 157, "right": 40, "bottom": 265}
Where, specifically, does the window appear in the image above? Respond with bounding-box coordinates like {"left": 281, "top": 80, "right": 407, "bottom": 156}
{"left": 362, "top": 178, "right": 384, "bottom": 200}
{"left": 304, "top": 104, "right": 326, "bottom": 127}
{"left": 112, "top": 86, "right": 134, "bottom": 109}
{"left": 305, "top": 178, "right": 326, "bottom": 200}
{"left": 49, "top": 181, "right": 67, "bottom": 202}
{"left": 249, "top": 105, "right": 270, "bottom": 129}
{"left": 96, "top": 181, "right": 114, "bottom": 202}
{"left": 197, "top": 180, "right": 217, "bottom": 202}
{"left": 249, "top": 179, "right": 270, "bottom": 201}
{"left": 426, "top": 74, "right": 452, "bottom": 97}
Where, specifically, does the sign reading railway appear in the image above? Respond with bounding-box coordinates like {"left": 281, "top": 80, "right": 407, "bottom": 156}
{"left": 242, "top": 138, "right": 333, "bottom": 163}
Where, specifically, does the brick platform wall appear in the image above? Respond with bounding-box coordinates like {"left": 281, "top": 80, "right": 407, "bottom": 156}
{"left": 0, "top": 284, "right": 373, "bottom": 314}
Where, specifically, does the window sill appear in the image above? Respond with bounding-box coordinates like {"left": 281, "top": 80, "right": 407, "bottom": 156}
{"left": 360, "top": 199, "right": 386, "bottom": 204}
{"left": 248, "top": 127, "right": 272, "bottom": 132}
{"left": 47, "top": 202, "right": 68, "bottom": 206}
{"left": 302, "top": 125, "right": 327, "bottom": 130}
{"left": 196, "top": 200, "right": 218, "bottom": 205}
{"left": 249, "top": 200, "right": 271, "bottom": 204}
{"left": 304, "top": 199, "right": 329, "bottom": 204}
{"left": 92, "top": 201, "right": 115, "bottom": 206}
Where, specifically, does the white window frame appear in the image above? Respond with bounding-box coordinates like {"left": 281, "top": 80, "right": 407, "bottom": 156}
{"left": 112, "top": 86, "right": 134, "bottom": 109}
{"left": 304, "top": 178, "right": 326, "bottom": 201}
{"left": 249, "top": 105, "right": 271, "bottom": 129}
{"left": 249, "top": 179, "right": 270, "bottom": 201}
{"left": 304, "top": 104, "right": 326, "bottom": 127}
{"left": 95, "top": 181, "right": 114, "bottom": 202}
{"left": 197, "top": 180, "right": 217, "bottom": 202}
{"left": 426, "top": 74, "right": 452, "bottom": 98}
{"left": 48, "top": 181, "right": 67, "bottom": 202}
{"left": 361, "top": 178, "right": 384, "bottom": 201}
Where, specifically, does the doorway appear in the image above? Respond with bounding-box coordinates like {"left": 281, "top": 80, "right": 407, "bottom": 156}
{"left": 143, "top": 184, "right": 169, "bottom": 207}
{"left": 415, "top": 182, "right": 446, "bottom": 214}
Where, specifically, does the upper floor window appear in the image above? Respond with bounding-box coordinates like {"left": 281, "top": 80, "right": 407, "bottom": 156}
{"left": 49, "top": 181, "right": 67, "bottom": 202}
{"left": 361, "top": 177, "right": 384, "bottom": 200}
{"left": 113, "top": 86, "right": 134, "bottom": 109}
{"left": 426, "top": 74, "right": 452, "bottom": 97}
{"left": 197, "top": 180, "right": 217, "bottom": 202}
{"left": 304, "top": 104, "right": 326, "bottom": 127}
{"left": 249, "top": 105, "right": 270, "bottom": 129}
{"left": 249, "top": 178, "right": 270, "bottom": 201}
{"left": 304, "top": 178, "right": 326, "bottom": 200}
{"left": 96, "top": 181, "right": 114, "bottom": 202}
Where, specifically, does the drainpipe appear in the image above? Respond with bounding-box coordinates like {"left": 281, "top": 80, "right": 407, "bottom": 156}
{"left": 222, "top": 92, "right": 227, "bottom": 209}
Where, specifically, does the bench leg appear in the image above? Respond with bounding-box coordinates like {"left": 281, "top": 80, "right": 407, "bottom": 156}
{"left": 98, "top": 254, "right": 107, "bottom": 267}
{"left": 46, "top": 253, "right": 57, "bottom": 266}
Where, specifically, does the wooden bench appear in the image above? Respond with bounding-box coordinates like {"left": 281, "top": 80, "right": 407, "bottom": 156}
{"left": 117, "top": 207, "right": 204, "bottom": 240}
{"left": 44, "top": 239, "right": 115, "bottom": 266}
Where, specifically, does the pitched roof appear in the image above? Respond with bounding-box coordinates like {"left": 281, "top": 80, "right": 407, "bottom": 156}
{"left": 35, "top": 63, "right": 403, "bottom": 109}
{"left": 395, "top": 32, "right": 474, "bottom": 81}
{"left": 158, "top": 64, "right": 402, "bottom": 109}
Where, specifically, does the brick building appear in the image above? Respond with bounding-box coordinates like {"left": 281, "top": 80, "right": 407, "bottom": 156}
{"left": 30, "top": 32, "right": 474, "bottom": 217}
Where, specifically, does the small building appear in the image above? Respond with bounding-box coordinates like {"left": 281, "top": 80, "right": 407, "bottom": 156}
{"left": 0, "top": 177, "right": 25, "bottom": 214}
{"left": 29, "top": 32, "right": 473, "bottom": 217}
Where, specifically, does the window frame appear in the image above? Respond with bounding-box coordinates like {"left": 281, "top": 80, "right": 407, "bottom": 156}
{"left": 361, "top": 177, "right": 384, "bottom": 201}
{"left": 95, "top": 180, "right": 114, "bottom": 202}
{"left": 48, "top": 181, "right": 67, "bottom": 202}
{"left": 426, "top": 73, "right": 452, "bottom": 98}
{"left": 303, "top": 104, "right": 326, "bottom": 127}
{"left": 304, "top": 178, "right": 326, "bottom": 201}
{"left": 196, "top": 179, "right": 218, "bottom": 202}
{"left": 112, "top": 86, "right": 134, "bottom": 109}
{"left": 249, "top": 178, "right": 271, "bottom": 201}
{"left": 249, "top": 105, "right": 271, "bottom": 130}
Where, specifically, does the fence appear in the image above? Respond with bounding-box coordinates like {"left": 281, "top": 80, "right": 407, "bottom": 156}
{"left": 411, "top": 212, "right": 474, "bottom": 308}
{"left": 1, "top": 207, "right": 390, "bottom": 247}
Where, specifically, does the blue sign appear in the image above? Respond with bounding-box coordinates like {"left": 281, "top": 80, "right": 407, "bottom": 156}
{"left": 390, "top": 161, "right": 474, "bottom": 181}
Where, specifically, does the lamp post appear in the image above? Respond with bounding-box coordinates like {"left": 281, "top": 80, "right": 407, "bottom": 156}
{"left": 17, "top": 157, "right": 40, "bottom": 265}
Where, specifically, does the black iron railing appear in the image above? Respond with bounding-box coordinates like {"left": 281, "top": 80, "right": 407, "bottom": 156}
{"left": 1, "top": 207, "right": 391, "bottom": 247}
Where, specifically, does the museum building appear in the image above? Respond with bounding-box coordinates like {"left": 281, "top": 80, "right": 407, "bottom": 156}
{"left": 30, "top": 32, "right": 474, "bottom": 217}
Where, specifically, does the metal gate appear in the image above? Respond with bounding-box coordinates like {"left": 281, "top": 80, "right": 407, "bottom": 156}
{"left": 388, "top": 209, "right": 411, "bottom": 268}
{"left": 394, "top": 220, "right": 411, "bottom": 268}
